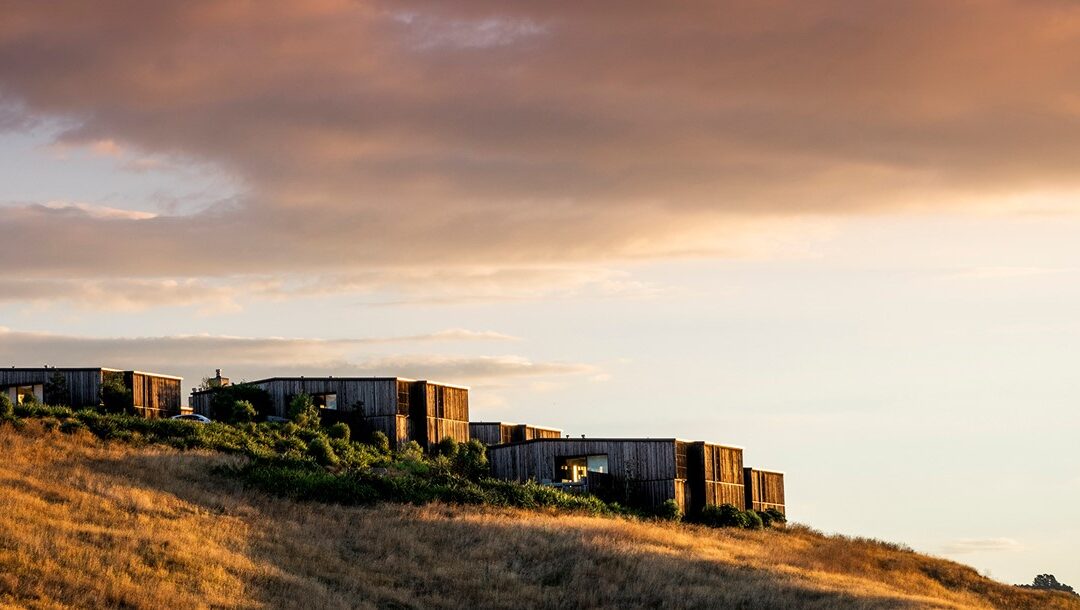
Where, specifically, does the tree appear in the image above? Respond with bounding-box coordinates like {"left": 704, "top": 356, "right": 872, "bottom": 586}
{"left": 1019, "top": 574, "right": 1076, "bottom": 595}
{"left": 207, "top": 384, "right": 273, "bottom": 421}
{"left": 44, "top": 372, "right": 69, "bottom": 406}
{"left": 288, "top": 393, "right": 320, "bottom": 429}
{"left": 100, "top": 374, "right": 132, "bottom": 414}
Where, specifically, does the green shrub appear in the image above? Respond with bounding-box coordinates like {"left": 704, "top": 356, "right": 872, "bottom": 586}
{"left": 397, "top": 440, "right": 423, "bottom": 462}
{"left": 698, "top": 503, "right": 751, "bottom": 528}
{"left": 100, "top": 373, "right": 132, "bottom": 414}
{"left": 432, "top": 436, "right": 458, "bottom": 458}
{"left": 655, "top": 499, "right": 683, "bottom": 522}
{"left": 368, "top": 431, "right": 391, "bottom": 454}
{"left": 229, "top": 400, "right": 257, "bottom": 423}
{"left": 763, "top": 508, "right": 786, "bottom": 526}
{"left": 208, "top": 384, "right": 273, "bottom": 421}
{"left": 0, "top": 393, "right": 13, "bottom": 419}
{"left": 309, "top": 437, "right": 340, "bottom": 467}
{"left": 453, "top": 439, "right": 489, "bottom": 481}
{"left": 59, "top": 419, "right": 86, "bottom": 435}
{"left": 744, "top": 509, "right": 764, "bottom": 530}
{"left": 288, "top": 393, "right": 320, "bottom": 429}
{"left": 41, "top": 417, "right": 60, "bottom": 431}
{"left": 327, "top": 422, "right": 351, "bottom": 441}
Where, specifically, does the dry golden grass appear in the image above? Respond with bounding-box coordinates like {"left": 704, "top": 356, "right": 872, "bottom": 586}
{"left": 0, "top": 422, "right": 1076, "bottom": 610}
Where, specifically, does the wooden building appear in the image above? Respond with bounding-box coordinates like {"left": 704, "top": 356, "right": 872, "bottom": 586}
{"left": 0, "top": 367, "right": 182, "bottom": 418}
{"left": 486, "top": 438, "right": 748, "bottom": 514}
{"left": 469, "top": 421, "right": 563, "bottom": 445}
{"left": 743, "top": 468, "right": 786, "bottom": 515}
{"left": 190, "top": 376, "right": 469, "bottom": 450}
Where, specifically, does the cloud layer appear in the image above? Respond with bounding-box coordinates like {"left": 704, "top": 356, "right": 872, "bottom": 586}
{"left": 0, "top": 327, "right": 593, "bottom": 402}
{"left": 4, "top": 1, "right": 1080, "bottom": 302}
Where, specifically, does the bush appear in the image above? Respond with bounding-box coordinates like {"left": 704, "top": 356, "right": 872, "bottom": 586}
{"left": 288, "top": 393, "right": 320, "bottom": 429}
{"left": 369, "top": 431, "right": 391, "bottom": 454}
{"left": 757, "top": 508, "right": 786, "bottom": 528}
{"left": 309, "top": 437, "right": 340, "bottom": 468}
{"left": 59, "top": 419, "right": 86, "bottom": 435}
{"left": 453, "top": 439, "right": 489, "bottom": 481}
{"left": 229, "top": 400, "right": 258, "bottom": 423}
{"left": 327, "top": 422, "right": 351, "bottom": 441}
{"left": 698, "top": 503, "right": 752, "bottom": 528}
{"left": 0, "top": 393, "right": 13, "bottom": 419}
{"left": 744, "top": 509, "right": 764, "bottom": 529}
{"left": 100, "top": 373, "right": 132, "bottom": 413}
{"left": 208, "top": 384, "right": 273, "bottom": 421}
{"left": 432, "top": 436, "right": 458, "bottom": 458}
{"left": 655, "top": 499, "right": 683, "bottom": 522}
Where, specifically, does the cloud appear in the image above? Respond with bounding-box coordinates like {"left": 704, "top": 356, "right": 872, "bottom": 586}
{"left": 940, "top": 538, "right": 1022, "bottom": 555}
{"left": 0, "top": 327, "right": 594, "bottom": 399}
{"left": 3, "top": 1, "right": 1080, "bottom": 291}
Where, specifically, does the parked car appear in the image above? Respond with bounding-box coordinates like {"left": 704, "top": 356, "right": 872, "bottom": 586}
{"left": 170, "top": 413, "right": 211, "bottom": 424}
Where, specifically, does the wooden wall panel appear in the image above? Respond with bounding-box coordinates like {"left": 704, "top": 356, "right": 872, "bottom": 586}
{"left": 0, "top": 368, "right": 103, "bottom": 408}
{"left": 486, "top": 439, "right": 682, "bottom": 509}
{"left": 744, "top": 468, "right": 786, "bottom": 515}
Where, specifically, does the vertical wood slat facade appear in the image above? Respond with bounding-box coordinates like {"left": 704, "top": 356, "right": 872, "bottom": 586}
{"left": 688, "top": 442, "right": 746, "bottom": 512}
{"left": 488, "top": 439, "right": 707, "bottom": 513}
{"left": 0, "top": 367, "right": 181, "bottom": 417}
{"left": 469, "top": 422, "right": 564, "bottom": 446}
{"left": 191, "top": 377, "right": 470, "bottom": 450}
{"left": 487, "top": 438, "right": 753, "bottom": 514}
{"left": 743, "top": 468, "right": 786, "bottom": 515}
{"left": 125, "top": 372, "right": 183, "bottom": 419}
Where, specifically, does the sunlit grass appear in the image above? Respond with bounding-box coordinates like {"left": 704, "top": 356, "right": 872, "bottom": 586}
{"left": 0, "top": 421, "right": 1076, "bottom": 609}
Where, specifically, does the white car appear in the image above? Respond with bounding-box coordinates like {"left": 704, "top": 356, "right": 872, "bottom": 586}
{"left": 170, "top": 413, "right": 212, "bottom": 424}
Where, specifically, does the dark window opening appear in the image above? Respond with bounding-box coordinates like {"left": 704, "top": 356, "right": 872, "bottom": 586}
{"left": 312, "top": 393, "right": 338, "bottom": 410}
{"left": 555, "top": 454, "right": 609, "bottom": 483}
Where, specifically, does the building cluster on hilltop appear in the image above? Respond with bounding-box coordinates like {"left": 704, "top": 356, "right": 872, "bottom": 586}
{"left": 1, "top": 366, "right": 784, "bottom": 516}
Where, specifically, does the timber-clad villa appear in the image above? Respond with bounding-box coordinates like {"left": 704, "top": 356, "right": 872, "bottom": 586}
{"left": 3, "top": 365, "right": 784, "bottom": 516}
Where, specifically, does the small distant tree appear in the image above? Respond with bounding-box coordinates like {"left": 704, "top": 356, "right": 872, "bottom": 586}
{"left": 0, "top": 393, "right": 13, "bottom": 419}
{"left": 229, "top": 400, "right": 257, "bottom": 423}
{"left": 288, "top": 393, "right": 320, "bottom": 429}
{"left": 207, "top": 384, "right": 273, "bottom": 421}
{"left": 44, "top": 372, "right": 69, "bottom": 406}
{"left": 1018, "top": 574, "right": 1076, "bottom": 595}
{"left": 100, "top": 373, "right": 132, "bottom": 414}
{"left": 453, "top": 439, "right": 489, "bottom": 481}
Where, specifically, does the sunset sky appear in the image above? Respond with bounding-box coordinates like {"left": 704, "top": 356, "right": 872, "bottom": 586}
{"left": 2, "top": 1, "right": 1079, "bottom": 584}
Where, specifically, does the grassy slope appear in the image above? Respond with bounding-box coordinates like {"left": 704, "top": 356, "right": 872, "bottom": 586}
{"left": 0, "top": 423, "right": 1076, "bottom": 610}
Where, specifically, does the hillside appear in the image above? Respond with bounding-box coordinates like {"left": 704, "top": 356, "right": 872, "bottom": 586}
{"left": 0, "top": 422, "right": 1076, "bottom": 610}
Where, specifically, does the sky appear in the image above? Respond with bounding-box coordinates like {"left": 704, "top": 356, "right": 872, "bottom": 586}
{"left": 1, "top": 0, "right": 1078, "bottom": 585}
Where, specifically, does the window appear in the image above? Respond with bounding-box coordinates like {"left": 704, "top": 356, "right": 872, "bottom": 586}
{"left": 16, "top": 385, "right": 40, "bottom": 404}
{"left": 312, "top": 393, "right": 338, "bottom": 410}
{"left": 556, "top": 455, "right": 609, "bottom": 483}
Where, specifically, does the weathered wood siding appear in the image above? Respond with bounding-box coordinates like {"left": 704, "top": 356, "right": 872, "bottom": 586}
{"left": 469, "top": 422, "right": 506, "bottom": 445}
{"left": 191, "top": 377, "right": 469, "bottom": 450}
{"left": 412, "top": 382, "right": 470, "bottom": 448}
{"left": 470, "top": 422, "right": 564, "bottom": 446}
{"left": 254, "top": 378, "right": 399, "bottom": 418}
{"left": 0, "top": 368, "right": 102, "bottom": 408}
{"left": 687, "top": 442, "right": 746, "bottom": 513}
{"left": 744, "top": 468, "right": 786, "bottom": 515}
{"left": 487, "top": 439, "right": 684, "bottom": 510}
{"left": 127, "top": 372, "right": 182, "bottom": 418}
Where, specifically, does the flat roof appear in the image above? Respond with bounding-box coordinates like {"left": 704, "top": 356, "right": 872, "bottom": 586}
{"left": 487, "top": 437, "right": 746, "bottom": 450}
{"left": 190, "top": 376, "right": 469, "bottom": 394}
{"left": 2, "top": 366, "right": 182, "bottom": 381}
{"left": 470, "top": 421, "right": 563, "bottom": 431}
